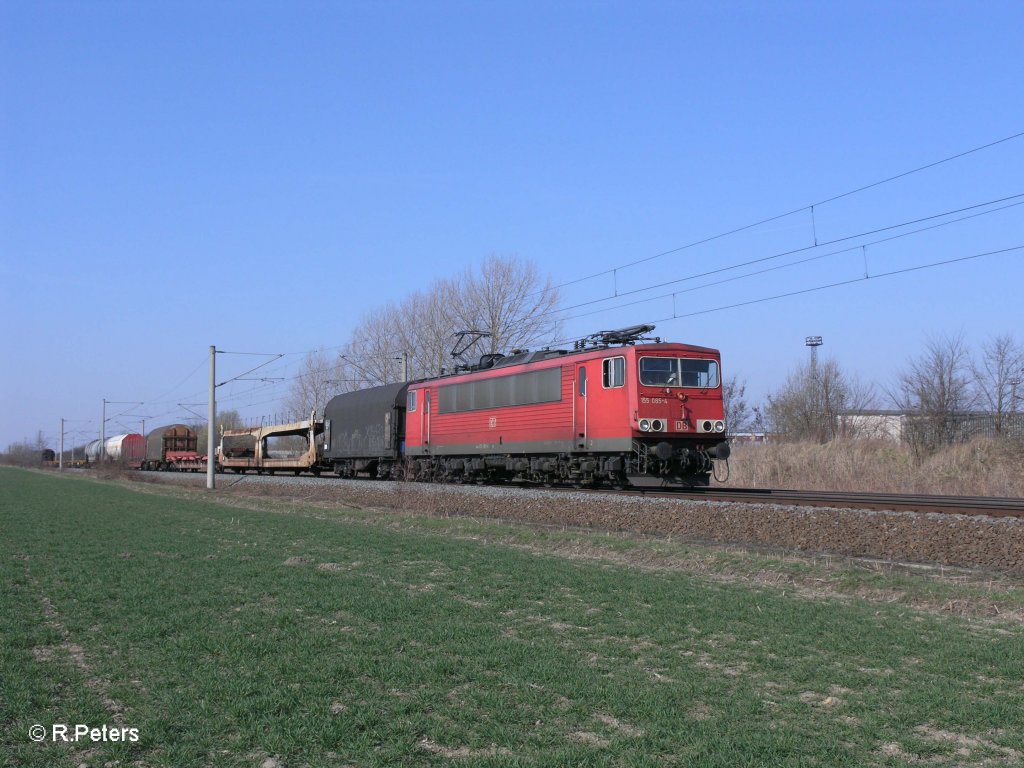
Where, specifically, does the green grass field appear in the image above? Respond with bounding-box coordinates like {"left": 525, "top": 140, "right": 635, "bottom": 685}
{"left": 2, "top": 467, "right": 1023, "bottom": 767}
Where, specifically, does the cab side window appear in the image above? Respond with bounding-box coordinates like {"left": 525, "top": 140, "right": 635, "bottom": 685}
{"left": 602, "top": 357, "right": 625, "bottom": 388}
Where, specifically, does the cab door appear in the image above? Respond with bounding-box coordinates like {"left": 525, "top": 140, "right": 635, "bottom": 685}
{"left": 423, "top": 390, "right": 432, "bottom": 450}
{"left": 574, "top": 365, "right": 587, "bottom": 450}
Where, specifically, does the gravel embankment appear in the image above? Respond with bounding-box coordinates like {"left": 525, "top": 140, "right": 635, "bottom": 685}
{"left": 138, "top": 472, "right": 1024, "bottom": 573}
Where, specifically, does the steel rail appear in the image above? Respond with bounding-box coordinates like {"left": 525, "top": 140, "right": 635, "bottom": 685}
{"left": 126, "top": 467, "right": 1024, "bottom": 519}
{"left": 637, "top": 487, "right": 1024, "bottom": 518}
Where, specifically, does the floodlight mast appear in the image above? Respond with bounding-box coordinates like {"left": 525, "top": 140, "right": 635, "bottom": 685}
{"left": 805, "top": 336, "right": 823, "bottom": 375}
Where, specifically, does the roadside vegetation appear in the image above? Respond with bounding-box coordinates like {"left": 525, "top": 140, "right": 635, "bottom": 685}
{"left": 726, "top": 436, "right": 1024, "bottom": 497}
{"left": 3, "top": 467, "right": 1023, "bottom": 767}
{"left": 726, "top": 331, "right": 1023, "bottom": 454}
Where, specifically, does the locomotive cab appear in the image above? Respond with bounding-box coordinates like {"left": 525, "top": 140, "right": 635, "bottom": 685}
{"left": 625, "top": 346, "right": 729, "bottom": 485}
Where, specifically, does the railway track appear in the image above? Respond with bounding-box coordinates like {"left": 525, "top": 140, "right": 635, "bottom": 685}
{"left": 638, "top": 487, "right": 1024, "bottom": 518}
{"left": 138, "top": 468, "right": 1024, "bottom": 519}
{"left": 130, "top": 470, "right": 1024, "bottom": 570}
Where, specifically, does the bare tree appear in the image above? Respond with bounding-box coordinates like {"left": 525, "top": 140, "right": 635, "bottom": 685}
{"left": 971, "top": 333, "right": 1024, "bottom": 436}
{"left": 766, "top": 357, "right": 875, "bottom": 442}
{"left": 447, "top": 254, "right": 563, "bottom": 356}
{"left": 341, "top": 301, "right": 417, "bottom": 387}
{"left": 284, "top": 347, "right": 345, "bottom": 420}
{"left": 889, "top": 333, "right": 975, "bottom": 455}
{"left": 722, "top": 374, "right": 757, "bottom": 434}
{"left": 2, "top": 433, "right": 52, "bottom": 466}
{"left": 340, "top": 254, "right": 562, "bottom": 383}
{"left": 194, "top": 409, "right": 246, "bottom": 454}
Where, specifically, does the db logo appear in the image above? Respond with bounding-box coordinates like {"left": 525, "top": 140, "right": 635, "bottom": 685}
{"left": 488, "top": 417, "right": 497, "bottom": 429}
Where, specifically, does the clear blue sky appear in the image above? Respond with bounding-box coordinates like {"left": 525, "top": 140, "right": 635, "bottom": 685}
{"left": 2, "top": 0, "right": 1022, "bottom": 448}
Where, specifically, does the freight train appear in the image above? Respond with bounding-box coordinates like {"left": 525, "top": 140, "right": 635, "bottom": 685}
{"left": 322, "top": 325, "right": 729, "bottom": 487}
{"left": 133, "top": 325, "right": 729, "bottom": 487}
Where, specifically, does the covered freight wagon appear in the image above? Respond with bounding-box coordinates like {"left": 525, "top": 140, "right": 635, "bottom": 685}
{"left": 322, "top": 382, "right": 408, "bottom": 478}
{"left": 142, "top": 424, "right": 200, "bottom": 470}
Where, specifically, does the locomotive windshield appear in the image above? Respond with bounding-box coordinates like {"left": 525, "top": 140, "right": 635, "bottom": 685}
{"left": 639, "top": 357, "right": 720, "bottom": 388}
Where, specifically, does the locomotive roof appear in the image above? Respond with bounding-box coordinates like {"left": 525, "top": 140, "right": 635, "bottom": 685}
{"left": 490, "top": 348, "right": 571, "bottom": 368}
{"left": 488, "top": 342, "right": 718, "bottom": 369}
{"left": 144, "top": 423, "right": 195, "bottom": 439}
{"left": 406, "top": 340, "right": 721, "bottom": 388}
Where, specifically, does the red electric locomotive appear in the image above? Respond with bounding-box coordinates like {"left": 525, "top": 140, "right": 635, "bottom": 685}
{"left": 402, "top": 325, "right": 729, "bottom": 486}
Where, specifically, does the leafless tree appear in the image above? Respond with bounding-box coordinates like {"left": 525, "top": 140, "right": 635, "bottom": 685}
{"left": 2, "top": 430, "right": 51, "bottom": 466}
{"left": 341, "top": 301, "right": 418, "bottom": 387}
{"left": 722, "top": 374, "right": 758, "bottom": 433}
{"left": 446, "top": 254, "right": 562, "bottom": 356}
{"left": 971, "top": 333, "right": 1024, "bottom": 436}
{"left": 193, "top": 409, "right": 246, "bottom": 454}
{"left": 284, "top": 347, "right": 345, "bottom": 420}
{"left": 340, "top": 254, "right": 562, "bottom": 383}
{"left": 766, "top": 357, "right": 875, "bottom": 442}
{"left": 889, "top": 333, "right": 976, "bottom": 455}
{"left": 397, "top": 291, "right": 453, "bottom": 380}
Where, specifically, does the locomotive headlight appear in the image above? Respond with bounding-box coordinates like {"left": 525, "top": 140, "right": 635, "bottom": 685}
{"left": 701, "top": 420, "right": 713, "bottom": 432}
{"left": 715, "top": 421, "right": 725, "bottom": 433}
{"left": 639, "top": 419, "right": 651, "bottom": 432}
{"left": 651, "top": 419, "right": 665, "bottom": 432}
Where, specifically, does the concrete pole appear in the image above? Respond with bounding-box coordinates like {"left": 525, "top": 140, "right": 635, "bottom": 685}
{"left": 100, "top": 398, "right": 106, "bottom": 464}
{"left": 207, "top": 345, "right": 216, "bottom": 490}
{"left": 401, "top": 351, "right": 408, "bottom": 382}
{"left": 59, "top": 418, "right": 64, "bottom": 471}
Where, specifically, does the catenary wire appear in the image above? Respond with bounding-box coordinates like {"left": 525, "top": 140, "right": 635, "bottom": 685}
{"left": 544, "top": 197, "right": 1024, "bottom": 327}
{"left": 540, "top": 192, "right": 1024, "bottom": 322}
{"left": 532, "top": 129, "right": 1024, "bottom": 296}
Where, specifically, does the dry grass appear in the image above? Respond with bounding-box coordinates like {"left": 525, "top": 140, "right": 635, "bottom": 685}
{"left": 726, "top": 437, "right": 1024, "bottom": 496}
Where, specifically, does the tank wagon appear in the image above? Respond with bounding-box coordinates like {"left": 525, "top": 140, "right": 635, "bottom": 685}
{"left": 322, "top": 325, "right": 729, "bottom": 487}
{"left": 84, "top": 433, "right": 146, "bottom": 466}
